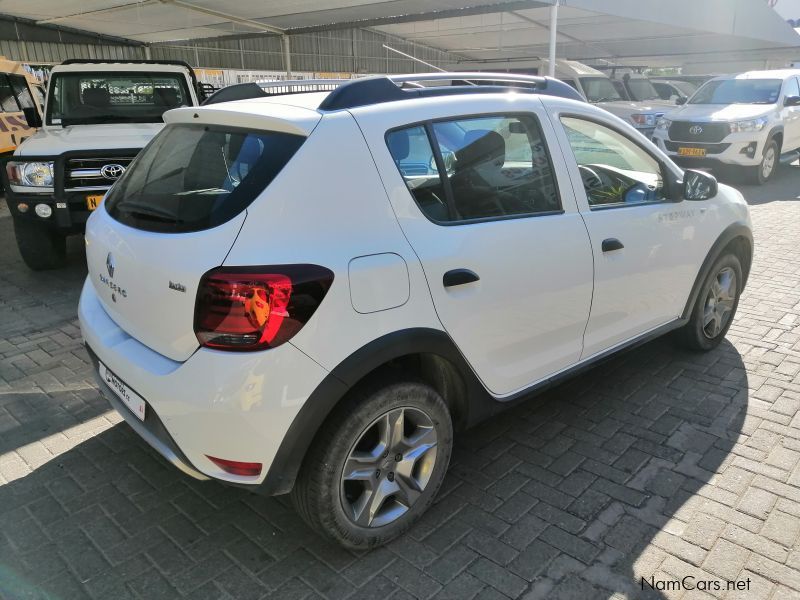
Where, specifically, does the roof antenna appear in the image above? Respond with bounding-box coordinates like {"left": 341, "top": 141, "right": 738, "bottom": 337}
{"left": 382, "top": 44, "right": 476, "bottom": 85}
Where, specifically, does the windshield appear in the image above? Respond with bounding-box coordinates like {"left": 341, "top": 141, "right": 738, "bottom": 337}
{"left": 689, "top": 79, "right": 782, "bottom": 105}
{"left": 105, "top": 123, "right": 305, "bottom": 233}
{"left": 625, "top": 78, "right": 661, "bottom": 101}
{"left": 579, "top": 77, "right": 625, "bottom": 103}
{"left": 46, "top": 71, "right": 191, "bottom": 126}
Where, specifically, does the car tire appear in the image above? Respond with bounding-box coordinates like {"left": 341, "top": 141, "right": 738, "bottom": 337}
{"left": 13, "top": 219, "right": 67, "bottom": 270}
{"left": 291, "top": 380, "right": 453, "bottom": 550}
{"left": 678, "top": 252, "right": 742, "bottom": 351}
{"left": 745, "top": 139, "right": 778, "bottom": 185}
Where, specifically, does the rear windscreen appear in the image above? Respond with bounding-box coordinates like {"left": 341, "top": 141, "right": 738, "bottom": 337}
{"left": 105, "top": 123, "right": 305, "bottom": 233}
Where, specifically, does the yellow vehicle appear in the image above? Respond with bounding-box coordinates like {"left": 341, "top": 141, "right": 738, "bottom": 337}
{"left": 0, "top": 56, "right": 43, "bottom": 157}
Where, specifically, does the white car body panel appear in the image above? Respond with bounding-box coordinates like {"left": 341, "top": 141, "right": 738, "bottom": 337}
{"left": 352, "top": 95, "right": 594, "bottom": 396}
{"left": 85, "top": 206, "right": 246, "bottom": 362}
{"left": 222, "top": 110, "right": 445, "bottom": 372}
{"left": 78, "top": 279, "right": 329, "bottom": 484}
{"left": 15, "top": 123, "right": 166, "bottom": 156}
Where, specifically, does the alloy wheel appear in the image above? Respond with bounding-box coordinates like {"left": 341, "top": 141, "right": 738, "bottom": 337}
{"left": 340, "top": 406, "right": 438, "bottom": 528}
{"left": 762, "top": 145, "right": 776, "bottom": 179}
{"left": 702, "top": 266, "right": 737, "bottom": 339}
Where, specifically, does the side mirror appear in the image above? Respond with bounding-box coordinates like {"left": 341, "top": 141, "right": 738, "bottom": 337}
{"left": 22, "top": 106, "right": 42, "bottom": 128}
{"left": 675, "top": 96, "right": 687, "bottom": 105}
{"left": 683, "top": 169, "right": 717, "bottom": 201}
{"left": 784, "top": 95, "right": 800, "bottom": 106}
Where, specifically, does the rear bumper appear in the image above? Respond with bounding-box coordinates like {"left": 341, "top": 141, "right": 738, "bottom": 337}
{"left": 78, "top": 277, "right": 330, "bottom": 494}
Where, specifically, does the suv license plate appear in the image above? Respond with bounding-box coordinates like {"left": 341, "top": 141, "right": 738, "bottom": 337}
{"left": 678, "top": 147, "right": 706, "bottom": 157}
{"left": 99, "top": 362, "right": 146, "bottom": 421}
{"left": 86, "top": 194, "right": 103, "bottom": 210}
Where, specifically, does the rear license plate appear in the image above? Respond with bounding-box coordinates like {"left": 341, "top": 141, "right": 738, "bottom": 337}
{"left": 99, "top": 362, "right": 146, "bottom": 421}
{"left": 678, "top": 147, "right": 706, "bottom": 157}
{"left": 86, "top": 194, "right": 103, "bottom": 210}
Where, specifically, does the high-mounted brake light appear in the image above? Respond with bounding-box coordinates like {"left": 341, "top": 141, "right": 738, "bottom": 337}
{"left": 194, "top": 264, "right": 334, "bottom": 351}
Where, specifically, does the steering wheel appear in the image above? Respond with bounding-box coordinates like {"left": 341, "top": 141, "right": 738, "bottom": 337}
{"left": 578, "top": 165, "right": 604, "bottom": 190}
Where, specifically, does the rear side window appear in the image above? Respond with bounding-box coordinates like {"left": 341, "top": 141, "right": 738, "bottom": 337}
{"left": 0, "top": 75, "right": 19, "bottom": 112}
{"left": 387, "top": 114, "right": 561, "bottom": 223}
{"left": 106, "top": 123, "right": 304, "bottom": 233}
{"left": 8, "top": 75, "right": 34, "bottom": 109}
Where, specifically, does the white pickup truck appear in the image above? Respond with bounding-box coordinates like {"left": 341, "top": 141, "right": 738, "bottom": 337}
{"left": 2, "top": 60, "right": 204, "bottom": 269}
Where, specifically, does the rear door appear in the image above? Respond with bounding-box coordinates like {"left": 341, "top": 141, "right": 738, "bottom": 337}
{"left": 85, "top": 120, "right": 308, "bottom": 362}
{"left": 356, "top": 99, "right": 594, "bottom": 397}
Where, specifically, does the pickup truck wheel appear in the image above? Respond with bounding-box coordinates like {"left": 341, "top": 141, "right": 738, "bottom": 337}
{"left": 745, "top": 139, "right": 778, "bottom": 185}
{"left": 13, "top": 219, "right": 67, "bottom": 270}
{"left": 678, "top": 253, "right": 742, "bottom": 351}
{"left": 291, "top": 380, "right": 453, "bottom": 549}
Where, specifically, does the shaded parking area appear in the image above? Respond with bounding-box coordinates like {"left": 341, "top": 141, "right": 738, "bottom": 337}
{"left": 1, "top": 165, "right": 800, "bottom": 600}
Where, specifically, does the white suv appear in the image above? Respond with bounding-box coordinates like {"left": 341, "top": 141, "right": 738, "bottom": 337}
{"left": 652, "top": 69, "right": 800, "bottom": 184}
{"left": 78, "top": 73, "right": 753, "bottom": 549}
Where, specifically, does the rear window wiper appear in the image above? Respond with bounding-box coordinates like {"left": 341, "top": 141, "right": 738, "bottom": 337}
{"left": 116, "top": 201, "right": 182, "bottom": 223}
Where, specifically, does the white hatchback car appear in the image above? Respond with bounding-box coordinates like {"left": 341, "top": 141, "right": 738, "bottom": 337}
{"left": 78, "top": 73, "right": 753, "bottom": 549}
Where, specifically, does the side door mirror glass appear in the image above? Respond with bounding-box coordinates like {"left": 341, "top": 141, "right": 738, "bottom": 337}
{"left": 675, "top": 96, "right": 687, "bottom": 105}
{"left": 683, "top": 169, "right": 717, "bottom": 201}
{"left": 784, "top": 95, "right": 800, "bottom": 106}
{"left": 22, "top": 106, "right": 42, "bottom": 128}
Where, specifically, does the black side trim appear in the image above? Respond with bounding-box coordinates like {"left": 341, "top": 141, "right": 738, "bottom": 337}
{"left": 681, "top": 222, "right": 753, "bottom": 320}
{"left": 257, "top": 319, "right": 689, "bottom": 495}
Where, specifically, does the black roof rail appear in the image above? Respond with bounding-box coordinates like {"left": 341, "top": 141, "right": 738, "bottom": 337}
{"left": 58, "top": 59, "right": 206, "bottom": 101}
{"left": 318, "top": 72, "right": 585, "bottom": 110}
{"left": 201, "top": 72, "right": 585, "bottom": 109}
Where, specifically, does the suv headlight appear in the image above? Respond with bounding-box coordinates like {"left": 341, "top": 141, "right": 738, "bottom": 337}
{"left": 6, "top": 161, "right": 55, "bottom": 187}
{"left": 729, "top": 116, "right": 769, "bottom": 133}
{"left": 655, "top": 117, "right": 672, "bottom": 131}
{"left": 630, "top": 113, "right": 657, "bottom": 128}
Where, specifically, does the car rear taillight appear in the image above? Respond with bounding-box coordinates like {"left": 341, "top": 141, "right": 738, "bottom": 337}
{"left": 194, "top": 265, "right": 333, "bottom": 351}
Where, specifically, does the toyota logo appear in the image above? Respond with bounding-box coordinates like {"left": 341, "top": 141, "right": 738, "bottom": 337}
{"left": 100, "top": 164, "right": 125, "bottom": 180}
{"left": 689, "top": 125, "right": 704, "bottom": 135}
{"left": 106, "top": 252, "right": 115, "bottom": 278}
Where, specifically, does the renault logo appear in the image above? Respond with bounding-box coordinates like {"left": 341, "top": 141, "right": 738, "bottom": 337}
{"left": 106, "top": 252, "right": 115, "bottom": 278}
{"left": 100, "top": 164, "right": 125, "bottom": 180}
{"left": 689, "top": 125, "right": 704, "bottom": 135}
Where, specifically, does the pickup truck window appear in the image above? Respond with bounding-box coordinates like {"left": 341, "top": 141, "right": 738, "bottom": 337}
{"left": 46, "top": 71, "right": 192, "bottom": 126}
{"left": 690, "top": 79, "right": 781, "bottom": 105}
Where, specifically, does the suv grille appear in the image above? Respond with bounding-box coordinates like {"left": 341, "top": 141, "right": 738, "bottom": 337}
{"left": 64, "top": 155, "right": 137, "bottom": 190}
{"left": 668, "top": 121, "right": 730, "bottom": 143}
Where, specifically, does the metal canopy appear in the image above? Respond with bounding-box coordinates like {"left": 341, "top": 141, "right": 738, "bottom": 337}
{"left": 0, "top": 0, "right": 798, "bottom": 70}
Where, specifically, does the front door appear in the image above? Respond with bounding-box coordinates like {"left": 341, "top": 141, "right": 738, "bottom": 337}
{"left": 552, "top": 112, "right": 706, "bottom": 358}
{"left": 358, "top": 104, "right": 594, "bottom": 396}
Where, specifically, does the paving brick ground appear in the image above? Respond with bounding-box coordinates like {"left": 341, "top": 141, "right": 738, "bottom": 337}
{"left": 1, "top": 169, "right": 800, "bottom": 600}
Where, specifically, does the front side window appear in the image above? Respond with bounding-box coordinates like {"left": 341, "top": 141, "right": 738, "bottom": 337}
{"left": 46, "top": 71, "right": 191, "bottom": 126}
{"left": 387, "top": 114, "right": 560, "bottom": 223}
{"left": 784, "top": 77, "right": 800, "bottom": 99}
{"left": 105, "top": 123, "right": 304, "bottom": 233}
{"left": 8, "top": 74, "right": 34, "bottom": 109}
{"left": 0, "top": 75, "right": 19, "bottom": 113}
{"left": 689, "top": 78, "right": 781, "bottom": 105}
{"left": 561, "top": 116, "right": 667, "bottom": 208}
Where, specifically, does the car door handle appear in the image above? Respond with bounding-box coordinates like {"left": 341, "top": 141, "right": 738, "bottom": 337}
{"left": 601, "top": 238, "right": 624, "bottom": 252}
{"left": 443, "top": 269, "right": 480, "bottom": 288}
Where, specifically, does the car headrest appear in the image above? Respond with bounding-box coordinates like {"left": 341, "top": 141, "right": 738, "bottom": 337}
{"left": 82, "top": 87, "right": 110, "bottom": 107}
{"left": 387, "top": 129, "right": 410, "bottom": 160}
{"left": 154, "top": 87, "right": 180, "bottom": 107}
{"left": 456, "top": 130, "right": 505, "bottom": 169}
